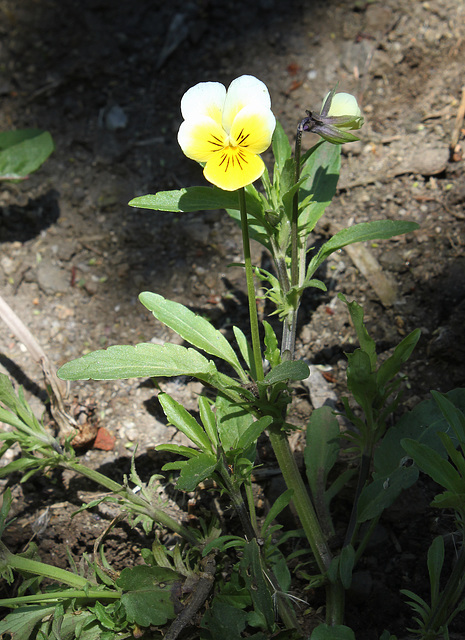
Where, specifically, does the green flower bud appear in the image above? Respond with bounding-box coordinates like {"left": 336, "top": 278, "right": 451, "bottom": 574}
{"left": 324, "top": 92, "right": 363, "bottom": 130}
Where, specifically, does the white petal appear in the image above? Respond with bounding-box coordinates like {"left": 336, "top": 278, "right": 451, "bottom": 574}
{"left": 222, "top": 75, "right": 272, "bottom": 134}
{"left": 180, "top": 81, "right": 226, "bottom": 125}
{"left": 325, "top": 92, "right": 361, "bottom": 119}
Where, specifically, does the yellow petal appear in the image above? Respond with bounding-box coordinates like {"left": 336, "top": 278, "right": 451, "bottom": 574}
{"left": 222, "top": 75, "right": 272, "bottom": 134}
{"left": 203, "top": 146, "right": 265, "bottom": 191}
{"left": 180, "top": 81, "right": 226, "bottom": 126}
{"left": 230, "top": 105, "right": 276, "bottom": 155}
{"left": 178, "top": 116, "right": 228, "bottom": 162}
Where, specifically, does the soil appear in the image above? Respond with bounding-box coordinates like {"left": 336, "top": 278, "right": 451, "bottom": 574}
{"left": 0, "top": 0, "right": 464, "bottom": 638}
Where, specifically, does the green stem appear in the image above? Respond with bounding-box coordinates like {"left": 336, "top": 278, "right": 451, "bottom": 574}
{"left": 281, "top": 128, "right": 304, "bottom": 359}
{"left": 267, "top": 426, "right": 331, "bottom": 572}
{"left": 0, "top": 590, "right": 121, "bottom": 608}
{"left": 63, "top": 461, "right": 199, "bottom": 547}
{"left": 343, "top": 451, "right": 372, "bottom": 547}
{"left": 291, "top": 128, "right": 302, "bottom": 290}
{"left": 238, "top": 187, "right": 264, "bottom": 382}
{"left": 218, "top": 462, "right": 256, "bottom": 541}
{"left": 267, "top": 425, "right": 345, "bottom": 624}
{"left": 0, "top": 540, "right": 90, "bottom": 590}
{"left": 244, "top": 477, "right": 258, "bottom": 536}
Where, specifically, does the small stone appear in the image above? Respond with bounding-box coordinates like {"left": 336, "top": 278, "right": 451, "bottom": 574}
{"left": 104, "top": 105, "right": 128, "bottom": 131}
{"left": 36, "top": 260, "right": 70, "bottom": 294}
{"left": 1, "top": 256, "right": 15, "bottom": 276}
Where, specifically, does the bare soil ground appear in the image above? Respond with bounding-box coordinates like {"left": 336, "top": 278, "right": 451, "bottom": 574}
{"left": 0, "top": 0, "right": 464, "bottom": 637}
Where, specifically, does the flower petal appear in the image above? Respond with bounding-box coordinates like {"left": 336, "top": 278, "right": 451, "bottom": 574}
{"left": 180, "top": 81, "right": 226, "bottom": 126}
{"left": 230, "top": 105, "right": 276, "bottom": 154}
{"left": 178, "top": 116, "right": 228, "bottom": 163}
{"left": 222, "top": 75, "right": 272, "bottom": 134}
{"left": 323, "top": 92, "right": 363, "bottom": 130}
{"left": 203, "top": 147, "right": 265, "bottom": 191}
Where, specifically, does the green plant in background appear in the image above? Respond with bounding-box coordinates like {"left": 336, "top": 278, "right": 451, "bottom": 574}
{"left": 0, "top": 129, "right": 54, "bottom": 180}
{"left": 0, "top": 75, "right": 463, "bottom": 639}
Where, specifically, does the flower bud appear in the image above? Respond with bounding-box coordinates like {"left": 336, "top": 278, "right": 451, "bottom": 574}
{"left": 299, "top": 89, "right": 364, "bottom": 145}
{"left": 324, "top": 92, "right": 363, "bottom": 130}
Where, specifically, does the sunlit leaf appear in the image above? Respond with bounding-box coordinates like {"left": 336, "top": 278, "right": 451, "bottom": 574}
{"left": 139, "top": 292, "right": 246, "bottom": 378}
{"left": 58, "top": 343, "right": 216, "bottom": 381}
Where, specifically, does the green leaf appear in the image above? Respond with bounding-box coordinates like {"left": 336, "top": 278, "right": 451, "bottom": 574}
{"left": 431, "top": 390, "right": 465, "bottom": 443}
{"left": 373, "top": 389, "right": 465, "bottom": 480}
{"left": 339, "top": 294, "right": 376, "bottom": 369}
{"left": 129, "top": 186, "right": 264, "bottom": 219}
{"left": 401, "top": 438, "right": 464, "bottom": 494}
{"left": 158, "top": 393, "right": 212, "bottom": 452}
{"left": 357, "top": 466, "right": 419, "bottom": 522}
{"left": 117, "top": 565, "right": 179, "bottom": 627}
{"left": 307, "top": 220, "right": 419, "bottom": 279}
{"left": 427, "top": 535, "right": 444, "bottom": 608}
{"left": 338, "top": 545, "right": 355, "bottom": 589}
{"left": 240, "top": 539, "right": 274, "bottom": 631}
{"left": 57, "top": 342, "right": 216, "bottom": 381}
{"left": 139, "top": 292, "right": 245, "bottom": 378}
{"left": 260, "top": 489, "right": 293, "bottom": 538}
{"left": 233, "top": 325, "right": 254, "bottom": 373}
{"left": 272, "top": 120, "right": 292, "bottom": 172}
{"left": 176, "top": 452, "right": 218, "bottom": 491}
{"left": 155, "top": 444, "right": 200, "bottom": 458}
{"left": 305, "top": 406, "right": 340, "bottom": 505}
{"left": 236, "top": 415, "right": 273, "bottom": 452}
{"left": 310, "top": 623, "right": 356, "bottom": 640}
{"left": 263, "top": 321, "right": 281, "bottom": 368}
{"left": 0, "top": 130, "right": 54, "bottom": 180}
{"left": 0, "top": 487, "right": 12, "bottom": 538}
{"left": 215, "top": 394, "right": 253, "bottom": 451}
{"left": 201, "top": 600, "right": 248, "bottom": 640}
{"left": 199, "top": 396, "right": 219, "bottom": 447}
{"left": 262, "top": 360, "right": 309, "bottom": 385}
{"left": 298, "top": 141, "right": 341, "bottom": 234}
{"left": 346, "top": 349, "right": 378, "bottom": 412}
{"left": 376, "top": 329, "right": 421, "bottom": 390}
{"left": 0, "top": 605, "right": 56, "bottom": 640}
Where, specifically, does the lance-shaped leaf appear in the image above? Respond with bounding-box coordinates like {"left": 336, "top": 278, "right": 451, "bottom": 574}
{"left": 57, "top": 343, "right": 216, "bottom": 381}
{"left": 261, "top": 360, "right": 309, "bottom": 385}
{"left": 129, "top": 186, "right": 264, "bottom": 219}
{"left": 139, "top": 292, "right": 246, "bottom": 380}
{"left": 240, "top": 539, "right": 274, "bottom": 631}
{"left": 298, "top": 141, "right": 341, "bottom": 235}
{"left": 272, "top": 119, "right": 292, "bottom": 172}
{"left": 306, "top": 220, "right": 419, "bottom": 280}
{"left": 158, "top": 393, "right": 212, "bottom": 452}
{"left": 305, "top": 406, "right": 340, "bottom": 507}
{"left": 236, "top": 415, "right": 273, "bottom": 451}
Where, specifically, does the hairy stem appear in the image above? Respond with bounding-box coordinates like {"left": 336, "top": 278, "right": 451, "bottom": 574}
{"left": 268, "top": 424, "right": 345, "bottom": 624}
{"left": 0, "top": 540, "right": 91, "bottom": 590}
{"left": 63, "top": 461, "right": 199, "bottom": 546}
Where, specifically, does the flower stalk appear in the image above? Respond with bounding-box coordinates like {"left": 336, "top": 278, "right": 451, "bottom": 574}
{"left": 238, "top": 187, "right": 264, "bottom": 383}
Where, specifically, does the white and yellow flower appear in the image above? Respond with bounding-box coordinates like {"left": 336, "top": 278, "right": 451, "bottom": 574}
{"left": 178, "top": 75, "right": 276, "bottom": 192}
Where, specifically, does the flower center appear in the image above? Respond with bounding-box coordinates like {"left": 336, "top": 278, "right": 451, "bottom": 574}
{"left": 217, "top": 145, "right": 249, "bottom": 173}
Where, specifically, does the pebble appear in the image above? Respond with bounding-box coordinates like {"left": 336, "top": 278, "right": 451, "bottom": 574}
{"left": 36, "top": 260, "right": 70, "bottom": 294}
{"left": 104, "top": 105, "right": 128, "bottom": 131}
{"left": 1, "top": 256, "right": 15, "bottom": 276}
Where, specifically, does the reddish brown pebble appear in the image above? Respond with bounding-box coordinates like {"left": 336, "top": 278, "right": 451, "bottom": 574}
{"left": 93, "top": 427, "right": 116, "bottom": 451}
